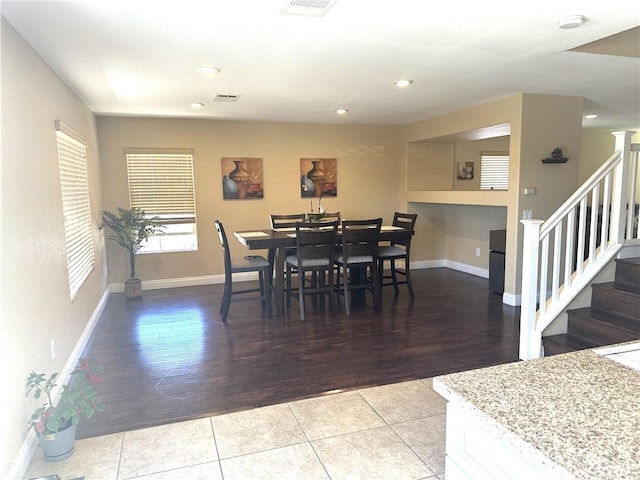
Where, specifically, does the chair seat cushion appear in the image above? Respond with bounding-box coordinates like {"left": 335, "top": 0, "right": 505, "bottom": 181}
{"left": 335, "top": 254, "right": 374, "bottom": 264}
{"left": 232, "top": 255, "right": 270, "bottom": 271}
{"left": 378, "top": 246, "right": 407, "bottom": 258}
{"left": 286, "top": 255, "right": 332, "bottom": 268}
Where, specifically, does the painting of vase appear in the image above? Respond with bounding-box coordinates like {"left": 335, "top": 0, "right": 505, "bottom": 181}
{"left": 221, "top": 158, "right": 264, "bottom": 200}
{"left": 300, "top": 158, "right": 337, "bottom": 198}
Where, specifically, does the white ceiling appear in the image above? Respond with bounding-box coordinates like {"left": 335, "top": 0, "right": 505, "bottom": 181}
{"left": 2, "top": 0, "right": 639, "bottom": 130}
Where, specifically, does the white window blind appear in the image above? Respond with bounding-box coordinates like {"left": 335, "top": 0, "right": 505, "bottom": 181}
{"left": 480, "top": 153, "right": 510, "bottom": 190}
{"left": 126, "top": 151, "right": 197, "bottom": 253}
{"left": 126, "top": 151, "right": 196, "bottom": 224}
{"left": 56, "top": 121, "right": 95, "bottom": 299}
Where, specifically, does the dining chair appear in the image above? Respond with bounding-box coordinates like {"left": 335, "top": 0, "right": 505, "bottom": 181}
{"left": 214, "top": 220, "right": 273, "bottom": 323}
{"left": 378, "top": 212, "right": 418, "bottom": 298}
{"left": 285, "top": 220, "right": 339, "bottom": 321}
{"left": 268, "top": 213, "right": 307, "bottom": 295}
{"left": 335, "top": 218, "right": 382, "bottom": 315}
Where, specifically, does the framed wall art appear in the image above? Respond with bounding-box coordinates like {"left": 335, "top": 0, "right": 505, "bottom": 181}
{"left": 457, "top": 161, "right": 474, "bottom": 180}
{"left": 300, "top": 158, "right": 337, "bottom": 198}
{"left": 221, "top": 157, "right": 263, "bottom": 200}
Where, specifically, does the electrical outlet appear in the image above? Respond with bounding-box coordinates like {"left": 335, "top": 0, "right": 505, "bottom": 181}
{"left": 475, "top": 248, "right": 481, "bottom": 257}
{"left": 50, "top": 340, "right": 56, "bottom": 360}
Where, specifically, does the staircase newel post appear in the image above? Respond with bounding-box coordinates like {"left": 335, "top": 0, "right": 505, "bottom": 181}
{"left": 520, "top": 219, "right": 544, "bottom": 360}
{"left": 611, "top": 131, "right": 633, "bottom": 243}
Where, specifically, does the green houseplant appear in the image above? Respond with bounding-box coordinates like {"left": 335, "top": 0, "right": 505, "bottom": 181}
{"left": 26, "top": 358, "right": 103, "bottom": 462}
{"left": 100, "top": 207, "right": 162, "bottom": 299}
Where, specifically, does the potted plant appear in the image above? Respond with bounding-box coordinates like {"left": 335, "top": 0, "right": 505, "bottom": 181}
{"left": 100, "top": 207, "right": 162, "bottom": 299}
{"left": 26, "top": 358, "right": 104, "bottom": 462}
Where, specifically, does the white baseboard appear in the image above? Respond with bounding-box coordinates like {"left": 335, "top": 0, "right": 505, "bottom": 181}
{"left": 6, "top": 430, "right": 37, "bottom": 480}
{"left": 8, "top": 288, "right": 111, "bottom": 480}
{"left": 109, "top": 272, "right": 257, "bottom": 293}
{"left": 502, "top": 292, "right": 521, "bottom": 306}
{"left": 443, "top": 260, "right": 489, "bottom": 279}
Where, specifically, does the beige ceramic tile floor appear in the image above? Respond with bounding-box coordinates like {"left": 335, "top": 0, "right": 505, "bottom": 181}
{"left": 25, "top": 378, "right": 447, "bottom": 480}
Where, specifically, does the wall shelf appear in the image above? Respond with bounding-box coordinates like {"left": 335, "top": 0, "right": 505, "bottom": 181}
{"left": 406, "top": 190, "right": 510, "bottom": 207}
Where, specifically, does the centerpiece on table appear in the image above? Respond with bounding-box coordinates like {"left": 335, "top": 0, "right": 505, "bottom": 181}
{"left": 302, "top": 184, "right": 328, "bottom": 221}
{"left": 26, "top": 358, "right": 104, "bottom": 462}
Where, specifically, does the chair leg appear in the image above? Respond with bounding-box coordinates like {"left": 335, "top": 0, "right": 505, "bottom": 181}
{"left": 343, "top": 266, "right": 351, "bottom": 316}
{"left": 327, "top": 270, "right": 337, "bottom": 317}
{"left": 335, "top": 264, "right": 342, "bottom": 309}
{"left": 390, "top": 258, "right": 400, "bottom": 295}
{"left": 370, "top": 263, "right": 382, "bottom": 313}
{"left": 258, "top": 271, "right": 267, "bottom": 313}
{"left": 220, "top": 281, "right": 231, "bottom": 323}
{"left": 285, "top": 264, "right": 292, "bottom": 311}
{"left": 404, "top": 258, "right": 415, "bottom": 299}
{"left": 298, "top": 271, "right": 305, "bottom": 321}
{"left": 263, "top": 269, "right": 273, "bottom": 317}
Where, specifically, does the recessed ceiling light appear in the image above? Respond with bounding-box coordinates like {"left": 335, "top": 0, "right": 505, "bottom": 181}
{"left": 558, "top": 15, "right": 586, "bottom": 29}
{"left": 584, "top": 114, "right": 598, "bottom": 119}
{"left": 198, "top": 66, "right": 221, "bottom": 75}
{"left": 188, "top": 102, "right": 205, "bottom": 109}
{"left": 336, "top": 109, "right": 349, "bottom": 115}
{"left": 394, "top": 79, "right": 414, "bottom": 87}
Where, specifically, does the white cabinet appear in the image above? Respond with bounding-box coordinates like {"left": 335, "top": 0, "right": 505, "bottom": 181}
{"left": 443, "top": 402, "right": 569, "bottom": 480}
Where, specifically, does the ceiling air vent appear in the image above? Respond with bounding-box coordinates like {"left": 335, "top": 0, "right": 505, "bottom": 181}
{"left": 213, "top": 94, "right": 241, "bottom": 103}
{"left": 281, "top": 0, "right": 337, "bottom": 17}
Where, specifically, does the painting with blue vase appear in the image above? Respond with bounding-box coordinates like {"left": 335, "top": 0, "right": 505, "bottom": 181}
{"left": 300, "top": 158, "right": 337, "bottom": 198}
{"left": 221, "top": 157, "right": 264, "bottom": 200}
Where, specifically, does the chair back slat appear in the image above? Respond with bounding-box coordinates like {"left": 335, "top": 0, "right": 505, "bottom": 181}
{"left": 341, "top": 218, "right": 382, "bottom": 260}
{"left": 391, "top": 212, "right": 417, "bottom": 247}
{"left": 295, "top": 221, "right": 339, "bottom": 263}
{"left": 270, "top": 213, "right": 306, "bottom": 229}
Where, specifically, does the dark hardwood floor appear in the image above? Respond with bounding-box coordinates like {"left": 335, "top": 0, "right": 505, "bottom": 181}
{"left": 77, "top": 268, "right": 520, "bottom": 439}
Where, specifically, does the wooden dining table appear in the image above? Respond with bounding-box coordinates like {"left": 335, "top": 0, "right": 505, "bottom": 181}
{"left": 234, "top": 225, "right": 413, "bottom": 315}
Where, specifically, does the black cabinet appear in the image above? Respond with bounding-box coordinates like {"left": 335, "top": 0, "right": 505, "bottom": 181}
{"left": 489, "top": 229, "right": 506, "bottom": 294}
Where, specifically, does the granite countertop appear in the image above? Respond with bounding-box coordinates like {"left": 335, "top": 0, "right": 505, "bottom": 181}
{"left": 433, "top": 346, "right": 640, "bottom": 480}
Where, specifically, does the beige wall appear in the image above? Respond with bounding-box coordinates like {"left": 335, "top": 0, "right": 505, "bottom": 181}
{"left": 401, "top": 95, "right": 522, "bottom": 297}
{"left": 407, "top": 142, "right": 454, "bottom": 190}
{"left": 97, "top": 117, "right": 405, "bottom": 283}
{"left": 579, "top": 129, "right": 618, "bottom": 182}
{"left": 1, "top": 18, "right": 108, "bottom": 478}
{"left": 579, "top": 129, "right": 640, "bottom": 207}
{"left": 3, "top": 13, "right": 636, "bottom": 477}
{"left": 401, "top": 94, "right": 586, "bottom": 301}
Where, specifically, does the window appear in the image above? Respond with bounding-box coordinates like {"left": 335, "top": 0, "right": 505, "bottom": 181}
{"left": 56, "top": 121, "right": 95, "bottom": 299}
{"left": 480, "top": 153, "right": 510, "bottom": 190}
{"left": 126, "top": 150, "right": 197, "bottom": 253}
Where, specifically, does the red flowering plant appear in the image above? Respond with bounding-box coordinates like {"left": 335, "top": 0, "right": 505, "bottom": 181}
{"left": 26, "top": 358, "right": 104, "bottom": 435}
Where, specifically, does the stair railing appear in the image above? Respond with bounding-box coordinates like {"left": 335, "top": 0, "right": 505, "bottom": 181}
{"left": 520, "top": 131, "right": 639, "bottom": 360}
